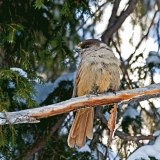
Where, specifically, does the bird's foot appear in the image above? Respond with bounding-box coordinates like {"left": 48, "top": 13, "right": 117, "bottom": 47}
{"left": 86, "top": 92, "right": 99, "bottom": 98}
{"left": 105, "top": 89, "right": 116, "bottom": 95}
{"left": 86, "top": 94, "right": 90, "bottom": 98}
{"left": 92, "top": 91, "right": 99, "bottom": 96}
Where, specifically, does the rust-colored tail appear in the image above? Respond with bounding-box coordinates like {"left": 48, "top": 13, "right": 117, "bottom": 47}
{"left": 68, "top": 108, "right": 94, "bottom": 148}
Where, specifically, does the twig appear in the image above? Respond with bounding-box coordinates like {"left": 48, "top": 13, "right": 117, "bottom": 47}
{"left": 127, "top": 11, "right": 158, "bottom": 63}
{"left": 97, "top": 109, "right": 155, "bottom": 146}
{"left": 115, "top": 130, "right": 155, "bottom": 142}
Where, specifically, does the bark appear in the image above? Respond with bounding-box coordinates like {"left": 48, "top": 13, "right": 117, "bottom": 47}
{"left": 101, "top": 0, "right": 138, "bottom": 44}
{"left": 0, "top": 83, "right": 160, "bottom": 125}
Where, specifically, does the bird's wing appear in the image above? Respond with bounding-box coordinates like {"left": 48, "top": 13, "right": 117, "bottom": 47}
{"left": 72, "top": 63, "right": 82, "bottom": 98}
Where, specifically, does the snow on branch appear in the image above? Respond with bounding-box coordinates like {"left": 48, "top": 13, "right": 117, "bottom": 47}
{"left": 0, "top": 83, "right": 160, "bottom": 125}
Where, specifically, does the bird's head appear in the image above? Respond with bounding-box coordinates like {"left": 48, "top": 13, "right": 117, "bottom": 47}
{"left": 75, "top": 39, "right": 104, "bottom": 55}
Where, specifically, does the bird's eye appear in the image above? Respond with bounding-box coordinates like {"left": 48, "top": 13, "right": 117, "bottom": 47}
{"left": 85, "top": 45, "right": 89, "bottom": 48}
{"left": 81, "top": 44, "right": 90, "bottom": 49}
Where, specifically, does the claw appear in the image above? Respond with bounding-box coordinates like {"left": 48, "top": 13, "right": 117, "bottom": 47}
{"left": 92, "top": 91, "right": 99, "bottom": 96}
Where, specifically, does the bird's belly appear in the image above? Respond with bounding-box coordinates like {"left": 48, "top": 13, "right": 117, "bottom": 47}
{"left": 76, "top": 62, "right": 120, "bottom": 96}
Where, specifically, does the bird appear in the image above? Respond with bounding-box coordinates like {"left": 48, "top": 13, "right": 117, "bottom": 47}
{"left": 67, "top": 39, "right": 121, "bottom": 148}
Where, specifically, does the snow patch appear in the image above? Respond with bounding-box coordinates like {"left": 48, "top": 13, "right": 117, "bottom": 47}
{"left": 34, "top": 72, "right": 76, "bottom": 104}
{"left": 146, "top": 51, "right": 160, "bottom": 65}
{"left": 10, "top": 67, "right": 27, "bottom": 77}
{"left": 128, "top": 136, "right": 160, "bottom": 160}
{"left": 107, "top": 149, "right": 121, "bottom": 160}
{"left": 59, "top": 113, "right": 73, "bottom": 136}
{"left": 153, "top": 130, "right": 160, "bottom": 136}
{"left": 104, "top": 111, "right": 110, "bottom": 120}
{"left": 77, "top": 142, "right": 91, "bottom": 153}
{"left": 123, "top": 107, "right": 139, "bottom": 119}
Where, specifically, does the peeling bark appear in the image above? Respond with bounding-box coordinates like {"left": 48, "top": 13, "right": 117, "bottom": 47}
{"left": 0, "top": 83, "right": 160, "bottom": 125}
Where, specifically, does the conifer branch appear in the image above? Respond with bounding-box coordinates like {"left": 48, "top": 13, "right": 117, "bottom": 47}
{"left": 0, "top": 83, "right": 160, "bottom": 125}
{"left": 22, "top": 114, "right": 67, "bottom": 160}
{"left": 101, "top": 0, "right": 138, "bottom": 44}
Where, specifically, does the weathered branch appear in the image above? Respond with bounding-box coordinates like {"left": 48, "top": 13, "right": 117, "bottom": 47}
{"left": 0, "top": 83, "right": 160, "bottom": 125}
{"left": 101, "top": 0, "right": 138, "bottom": 44}
{"left": 97, "top": 108, "right": 155, "bottom": 147}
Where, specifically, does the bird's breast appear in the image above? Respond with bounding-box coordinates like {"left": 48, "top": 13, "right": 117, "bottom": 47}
{"left": 76, "top": 55, "right": 121, "bottom": 96}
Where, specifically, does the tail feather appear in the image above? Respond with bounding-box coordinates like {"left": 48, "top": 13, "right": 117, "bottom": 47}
{"left": 68, "top": 108, "right": 94, "bottom": 148}
{"left": 86, "top": 108, "right": 94, "bottom": 139}
{"left": 75, "top": 109, "right": 89, "bottom": 147}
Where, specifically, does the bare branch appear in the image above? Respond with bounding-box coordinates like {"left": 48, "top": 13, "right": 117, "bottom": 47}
{"left": 97, "top": 107, "right": 155, "bottom": 147}
{"left": 127, "top": 11, "right": 159, "bottom": 63}
{"left": 0, "top": 83, "right": 160, "bottom": 125}
{"left": 115, "top": 130, "right": 155, "bottom": 142}
{"left": 101, "top": 0, "right": 138, "bottom": 44}
{"left": 157, "top": 0, "right": 160, "bottom": 11}
{"left": 108, "top": 0, "right": 121, "bottom": 28}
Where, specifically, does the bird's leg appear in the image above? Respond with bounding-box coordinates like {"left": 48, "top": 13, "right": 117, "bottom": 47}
{"left": 86, "top": 91, "right": 98, "bottom": 98}
{"left": 92, "top": 84, "right": 99, "bottom": 96}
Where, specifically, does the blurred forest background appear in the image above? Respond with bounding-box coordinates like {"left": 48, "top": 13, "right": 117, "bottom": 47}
{"left": 0, "top": 0, "right": 160, "bottom": 159}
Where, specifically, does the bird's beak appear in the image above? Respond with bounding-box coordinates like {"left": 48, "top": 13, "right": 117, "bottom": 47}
{"left": 74, "top": 47, "right": 83, "bottom": 53}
